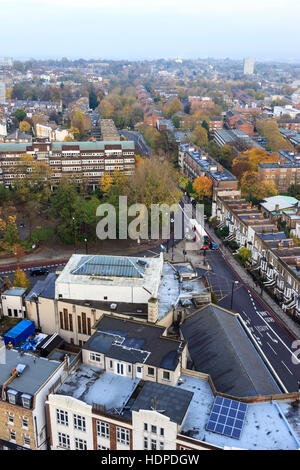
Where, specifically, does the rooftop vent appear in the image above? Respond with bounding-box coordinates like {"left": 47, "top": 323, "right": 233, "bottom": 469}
{"left": 110, "top": 303, "right": 117, "bottom": 310}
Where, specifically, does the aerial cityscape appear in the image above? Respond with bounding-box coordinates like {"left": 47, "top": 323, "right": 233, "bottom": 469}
{"left": 0, "top": 0, "right": 300, "bottom": 457}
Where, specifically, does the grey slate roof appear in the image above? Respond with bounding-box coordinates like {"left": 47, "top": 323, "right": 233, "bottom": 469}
{"left": 83, "top": 315, "right": 183, "bottom": 371}
{"left": 26, "top": 272, "right": 56, "bottom": 301}
{"left": 130, "top": 380, "right": 193, "bottom": 425}
{"left": 181, "top": 304, "right": 281, "bottom": 397}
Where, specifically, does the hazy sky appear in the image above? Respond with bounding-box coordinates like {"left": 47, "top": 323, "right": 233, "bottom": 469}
{"left": 1, "top": 0, "right": 300, "bottom": 62}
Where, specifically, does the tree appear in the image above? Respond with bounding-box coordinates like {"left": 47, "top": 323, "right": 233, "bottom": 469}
{"left": 3, "top": 219, "right": 20, "bottom": 252}
{"left": 128, "top": 156, "right": 181, "bottom": 210}
{"left": 231, "top": 158, "right": 252, "bottom": 179}
{"left": 12, "top": 268, "right": 30, "bottom": 289}
{"left": 192, "top": 126, "right": 208, "bottom": 147}
{"left": 172, "top": 115, "right": 180, "bottom": 129}
{"left": 238, "top": 247, "right": 251, "bottom": 263}
{"left": 14, "top": 108, "right": 26, "bottom": 122}
{"left": 89, "top": 89, "right": 98, "bottom": 110}
{"left": 163, "top": 98, "right": 182, "bottom": 118}
{"left": 5, "top": 87, "right": 12, "bottom": 100}
{"left": 71, "top": 109, "right": 85, "bottom": 138}
{"left": 100, "top": 173, "right": 113, "bottom": 194}
{"left": 202, "top": 120, "right": 210, "bottom": 139}
{"left": 192, "top": 176, "right": 213, "bottom": 200}
{"left": 19, "top": 120, "right": 31, "bottom": 133}
{"left": 219, "top": 145, "right": 235, "bottom": 169}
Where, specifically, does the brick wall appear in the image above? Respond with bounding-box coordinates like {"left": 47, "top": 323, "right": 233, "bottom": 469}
{"left": 0, "top": 400, "right": 35, "bottom": 450}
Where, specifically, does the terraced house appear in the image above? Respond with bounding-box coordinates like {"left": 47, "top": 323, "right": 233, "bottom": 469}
{"left": 215, "top": 191, "right": 300, "bottom": 318}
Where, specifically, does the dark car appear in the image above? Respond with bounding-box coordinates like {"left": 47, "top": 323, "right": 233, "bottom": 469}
{"left": 30, "top": 267, "right": 49, "bottom": 276}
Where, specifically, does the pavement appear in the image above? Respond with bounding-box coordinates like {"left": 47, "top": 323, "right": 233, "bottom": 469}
{"left": 205, "top": 222, "right": 300, "bottom": 341}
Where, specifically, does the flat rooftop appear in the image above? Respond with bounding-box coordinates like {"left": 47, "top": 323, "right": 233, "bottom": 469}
{"left": 0, "top": 349, "right": 61, "bottom": 395}
{"left": 57, "top": 365, "right": 140, "bottom": 412}
{"left": 55, "top": 254, "right": 163, "bottom": 298}
{"left": 158, "top": 263, "right": 208, "bottom": 319}
{"left": 176, "top": 375, "right": 300, "bottom": 450}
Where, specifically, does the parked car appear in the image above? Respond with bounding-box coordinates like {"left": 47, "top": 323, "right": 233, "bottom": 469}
{"left": 30, "top": 267, "right": 49, "bottom": 276}
{"left": 210, "top": 241, "right": 218, "bottom": 250}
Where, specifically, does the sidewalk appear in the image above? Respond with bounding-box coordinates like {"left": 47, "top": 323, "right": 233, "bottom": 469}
{"left": 205, "top": 223, "right": 300, "bottom": 340}
{"left": 163, "top": 239, "right": 209, "bottom": 271}
{"left": 0, "top": 239, "right": 164, "bottom": 267}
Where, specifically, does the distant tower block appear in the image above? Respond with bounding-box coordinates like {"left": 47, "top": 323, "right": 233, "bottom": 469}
{"left": 243, "top": 58, "right": 255, "bottom": 75}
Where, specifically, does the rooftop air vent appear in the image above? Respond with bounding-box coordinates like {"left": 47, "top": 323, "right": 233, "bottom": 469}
{"left": 110, "top": 303, "right": 117, "bottom": 310}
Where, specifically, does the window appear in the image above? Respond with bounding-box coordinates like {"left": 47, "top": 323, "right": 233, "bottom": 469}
{"left": 8, "top": 308, "right": 12, "bottom": 317}
{"left": 69, "top": 314, "right": 73, "bottom": 332}
{"left": 151, "top": 439, "right": 157, "bottom": 450}
{"left": 63, "top": 309, "right": 69, "bottom": 330}
{"left": 10, "top": 430, "right": 16, "bottom": 442}
{"left": 7, "top": 392, "right": 17, "bottom": 404}
{"left": 116, "top": 363, "right": 125, "bottom": 375}
{"left": 13, "top": 309, "right": 18, "bottom": 317}
{"left": 74, "top": 414, "right": 86, "bottom": 432}
{"left": 163, "top": 371, "right": 170, "bottom": 381}
{"left": 56, "top": 409, "right": 69, "bottom": 426}
{"left": 23, "top": 436, "right": 30, "bottom": 447}
{"left": 22, "top": 417, "right": 28, "bottom": 429}
{"left": 96, "top": 421, "right": 110, "bottom": 439}
{"left": 90, "top": 352, "right": 101, "bottom": 363}
{"left": 58, "top": 432, "right": 70, "bottom": 449}
{"left": 116, "top": 427, "right": 130, "bottom": 446}
{"left": 77, "top": 315, "right": 82, "bottom": 334}
{"left": 98, "top": 444, "right": 109, "bottom": 450}
{"left": 144, "top": 423, "right": 148, "bottom": 431}
{"left": 7, "top": 413, "right": 14, "bottom": 425}
{"left": 59, "top": 311, "right": 63, "bottom": 329}
{"left": 81, "top": 312, "right": 87, "bottom": 335}
{"left": 87, "top": 318, "right": 91, "bottom": 336}
{"left": 147, "top": 367, "right": 155, "bottom": 377}
{"left": 75, "top": 438, "right": 87, "bottom": 450}
{"left": 109, "top": 360, "right": 113, "bottom": 368}
{"left": 160, "top": 428, "right": 164, "bottom": 436}
{"left": 144, "top": 437, "right": 148, "bottom": 449}
{"left": 151, "top": 425, "right": 157, "bottom": 434}
{"left": 160, "top": 442, "right": 164, "bottom": 450}
{"left": 22, "top": 396, "right": 31, "bottom": 409}
{"left": 128, "top": 365, "right": 132, "bottom": 373}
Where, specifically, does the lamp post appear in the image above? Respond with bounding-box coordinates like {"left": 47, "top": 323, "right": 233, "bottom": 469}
{"left": 84, "top": 238, "right": 88, "bottom": 255}
{"left": 72, "top": 216, "right": 76, "bottom": 253}
{"left": 230, "top": 280, "right": 239, "bottom": 310}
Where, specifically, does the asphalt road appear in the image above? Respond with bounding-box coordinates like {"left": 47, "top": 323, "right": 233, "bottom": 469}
{"left": 120, "top": 130, "right": 150, "bottom": 157}
{"left": 204, "top": 245, "right": 300, "bottom": 392}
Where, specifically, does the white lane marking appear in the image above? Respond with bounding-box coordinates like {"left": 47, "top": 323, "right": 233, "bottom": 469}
{"left": 267, "top": 342, "right": 278, "bottom": 355}
{"left": 147, "top": 250, "right": 159, "bottom": 255}
{"left": 281, "top": 361, "right": 293, "bottom": 375}
{"left": 266, "top": 332, "right": 278, "bottom": 343}
{"left": 248, "top": 292, "right": 297, "bottom": 362}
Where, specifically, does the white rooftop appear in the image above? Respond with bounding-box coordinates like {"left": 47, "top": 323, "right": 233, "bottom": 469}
{"left": 55, "top": 254, "right": 163, "bottom": 301}
{"left": 57, "top": 365, "right": 140, "bottom": 411}
{"left": 176, "top": 375, "right": 300, "bottom": 450}
{"left": 260, "top": 196, "right": 298, "bottom": 213}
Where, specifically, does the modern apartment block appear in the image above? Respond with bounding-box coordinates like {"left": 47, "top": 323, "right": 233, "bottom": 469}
{"left": 0, "top": 81, "right": 5, "bottom": 104}
{"left": 243, "top": 58, "right": 255, "bottom": 75}
{"left": 0, "top": 140, "right": 135, "bottom": 189}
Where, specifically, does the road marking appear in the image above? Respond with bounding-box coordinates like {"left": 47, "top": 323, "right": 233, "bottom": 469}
{"left": 147, "top": 250, "right": 159, "bottom": 256}
{"left": 267, "top": 342, "right": 278, "bottom": 355}
{"left": 281, "top": 361, "right": 293, "bottom": 375}
{"left": 266, "top": 332, "right": 278, "bottom": 343}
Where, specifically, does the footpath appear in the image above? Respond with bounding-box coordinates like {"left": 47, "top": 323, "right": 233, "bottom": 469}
{"left": 205, "top": 223, "right": 300, "bottom": 340}
{"left": 0, "top": 239, "right": 164, "bottom": 268}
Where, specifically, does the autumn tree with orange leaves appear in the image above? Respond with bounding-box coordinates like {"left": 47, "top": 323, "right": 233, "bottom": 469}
{"left": 192, "top": 176, "right": 213, "bottom": 200}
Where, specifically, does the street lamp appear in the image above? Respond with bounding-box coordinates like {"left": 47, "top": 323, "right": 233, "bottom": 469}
{"left": 72, "top": 217, "right": 76, "bottom": 253}
{"left": 230, "top": 280, "right": 239, "bottom": 310}
{"left": 84, "top": 238, "right": 88, "bottom": 255}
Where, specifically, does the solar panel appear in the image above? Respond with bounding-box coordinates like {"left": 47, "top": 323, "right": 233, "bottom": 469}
{"left": 206, "top": 396, "right": 247, "bottom": 440}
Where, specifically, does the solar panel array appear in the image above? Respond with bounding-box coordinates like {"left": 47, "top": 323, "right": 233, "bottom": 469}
{"left": 206, "top": 396, "right": 247, "bottom": 440}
